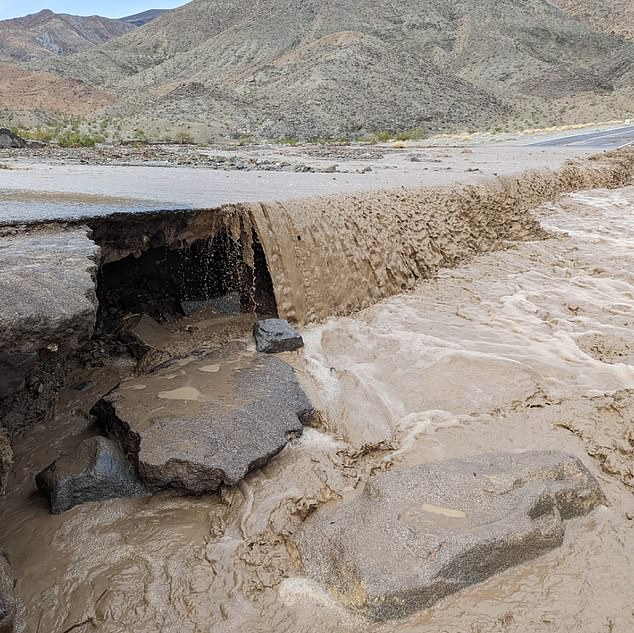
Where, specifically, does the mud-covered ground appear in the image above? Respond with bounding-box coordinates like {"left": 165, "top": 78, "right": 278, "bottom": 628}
{"left": 1, "top": 185, "right": 633, "bottom": 632}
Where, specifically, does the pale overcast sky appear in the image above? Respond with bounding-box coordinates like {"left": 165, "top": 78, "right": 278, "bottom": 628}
{"left": 0, "top": 1, "right": 188, "bottom": 20}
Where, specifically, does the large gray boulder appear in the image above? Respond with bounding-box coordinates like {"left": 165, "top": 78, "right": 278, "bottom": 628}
{"left": 93, "top": 350, "right": 316, "bottom": 493}
{"left": 36, "top": 436, "right": 148, "bottom": 514}
{"left": 0, "top": 549, "right": 16, "bottom": 633}
{"left": 254, "top": 318, "right": 304, "bottom": 353}
{"left": 0, "top": 129, "right": 26, "bottom": 149}
{"left": 298, "top": 451, "right": 604, "bottom": 621}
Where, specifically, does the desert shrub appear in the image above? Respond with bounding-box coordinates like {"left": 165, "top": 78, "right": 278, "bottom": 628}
{"left": 175, "top": 129, "right": 193, "bottom": 144}
{"left": 28, "top": 128, "right": 55, "bottom": 142}
{"left": 395, "top": 126, "right": 428, "bottom": 141}
{"left": 57, "top": 131, "right": 97, "bottom": 148}
{"left": 278, "top": 136, "right": 299, "bottom": 146}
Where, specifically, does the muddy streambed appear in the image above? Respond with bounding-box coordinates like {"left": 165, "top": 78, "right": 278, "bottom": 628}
{"left": 2, "top": 186, "right": 634, "bottom": 632}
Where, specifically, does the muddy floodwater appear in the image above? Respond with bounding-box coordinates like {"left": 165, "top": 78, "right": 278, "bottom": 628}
{"left": 2, "top": 186, "right": 634, "bottom": 632}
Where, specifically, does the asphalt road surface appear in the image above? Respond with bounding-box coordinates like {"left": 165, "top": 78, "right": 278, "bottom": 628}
{"left": 531, "top": 125, "right": 634, "bottom": 149}
{"left": 0, "top": 146, "right": 589, "bottom": 226}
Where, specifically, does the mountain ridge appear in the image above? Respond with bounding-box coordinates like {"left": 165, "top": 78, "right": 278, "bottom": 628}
{"left": 2, "top": 0, "right": 633, "bottom": 141}
{"left": 0, "top": 7, "right": 173, "bottom": 62}
{"left": 31, "top": 0, "right": 632, "bottom": 139}
{"left": 0, "top": 9, "right": 135, "bottom": 61}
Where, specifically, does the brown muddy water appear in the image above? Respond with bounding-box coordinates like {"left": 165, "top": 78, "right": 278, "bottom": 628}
{"left": 2, "top": 185, "right": 634, "bottom": 632}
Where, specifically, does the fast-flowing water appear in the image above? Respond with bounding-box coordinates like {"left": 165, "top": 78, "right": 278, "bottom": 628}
{"left": 2, "top": 185, "right": 634, "bottom": 632}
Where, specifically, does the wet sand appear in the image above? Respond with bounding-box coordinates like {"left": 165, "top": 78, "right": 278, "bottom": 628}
{"left": 1, "top": 185, "right": 633, "bottom": 632}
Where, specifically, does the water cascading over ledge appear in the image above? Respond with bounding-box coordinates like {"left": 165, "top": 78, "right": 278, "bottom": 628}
{"left": 89, "top": 148, "right": 634, "bottom": 326}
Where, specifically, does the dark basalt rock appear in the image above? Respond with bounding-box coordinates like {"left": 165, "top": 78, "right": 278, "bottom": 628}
{"left": 93, "top": 350, "right": 316, "bottom": 494}
{"left": 36, "top": 436, "right": 148, "bottom": 514}
{"left": 0, "top": 129, "right": 26, "bottom": 149}
{"left": 253, "top": 318, "right": 304, "bottom": 353}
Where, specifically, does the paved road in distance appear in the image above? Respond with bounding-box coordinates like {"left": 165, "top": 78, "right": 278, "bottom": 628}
{"left": 530, "top": 125, "right": 634, "bottom": 149}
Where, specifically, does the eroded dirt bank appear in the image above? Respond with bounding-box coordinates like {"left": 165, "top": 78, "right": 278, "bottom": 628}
{"left": 0, "top": 152, "right": 633, "bottom": 632}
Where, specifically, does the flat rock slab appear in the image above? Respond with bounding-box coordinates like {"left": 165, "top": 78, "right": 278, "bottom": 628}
{"left": 254, "top": 318, "right": 304, "bottom": 353}
{"left": 36, "top": 436, "right": 148, "bottom": 513}
{"left": 93, "top": 349, "right": 315, "bottom": 493}
{"left": 298, "top": 451, "right": 604, "bottom": 621}
{"left": 0, "top": 227, "right": 99, "bottom": 399}
{"left": 120, "top": 314, "right": 169, "bottom": 359}
{"left": 0, "top": 549, "right": 16, "bottom": 633}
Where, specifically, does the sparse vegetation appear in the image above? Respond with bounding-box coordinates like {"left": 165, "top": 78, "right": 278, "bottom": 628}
{"left": 395, "top": 127, "right": 428, "bottom": 142}
{"left": 57, "top": 132, "right": 100, "bottom": 148}
{"left": 133, "top": 128, "right": 148, "bottom": 143}
{"left": 175, "top": 129, "right": 193, "bottom": 144}
{"left": 278, "top": 136, "right": 300, "bottom": 146}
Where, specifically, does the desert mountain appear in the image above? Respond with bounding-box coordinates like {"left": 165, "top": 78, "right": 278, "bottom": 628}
{"left": 553, "top": 1, "right": 633, "bottom": 40}
{"left": 120, "top": 9, "right": 172, "bottom": 27}
{"left": 19, "top": 0, "right": 634, "bottom": 139}
{"left": 0, "top": 9, "right": 136, "bottom": 62}
{"left": 0, "top": 62, "right": 112, "bottom": 115}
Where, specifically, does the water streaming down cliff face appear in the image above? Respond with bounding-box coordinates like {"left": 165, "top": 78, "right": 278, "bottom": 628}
{"left": 90, "top": 151, "right": 634, "bottom": 326}
{"left": 243, "top": 150, "right": 634, "bottom": 323}
{"left": 1, "top": 152, "right": 634, "bottom": 632}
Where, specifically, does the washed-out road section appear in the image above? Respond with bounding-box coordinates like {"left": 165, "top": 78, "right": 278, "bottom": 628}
{"left": 0, "top": 146, "right": 592, "bottom": 225}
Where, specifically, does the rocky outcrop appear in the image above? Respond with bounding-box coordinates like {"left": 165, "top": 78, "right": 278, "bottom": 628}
{"left": 0, "top": 129, "right": 26, "bottom": 149}
{"left": 36, "top": 436, "right": 148, "bottom": 514}
{"left": 93, "top": 350, "right": 316, "bottom": 493}
{"left": 298, "top": 451, "right": 604, "bottom": 621}
{"left": 253, "top": 319, "right": 304, "bottom": 353}
{"left": 0, "top": 227, "right": 99, "bottom": 401}
{"left": 0, "top": 549, "right": 16, "bottom": 633}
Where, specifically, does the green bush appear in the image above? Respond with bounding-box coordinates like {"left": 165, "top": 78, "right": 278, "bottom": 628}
{"left": 57, "top": 132, "right": 98, "bottom": 148}
{"left": 28, "top": 128, "right": 55, "bottom": 142}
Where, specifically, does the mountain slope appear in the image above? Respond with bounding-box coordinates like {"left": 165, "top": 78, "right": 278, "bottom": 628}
{"left": 0, "top": 9, "right": 135, "bottom": 62}
{"left": 25, "top": 0, "right": 634, "bottom": 138}
{"left": 553, "top": 1, "right": 634, "bottom": 40}
{"left": 120, "top": 9, "right": 172, "bottom": 27}
{"left": 0, "top": 62, "right": 113, "bottom": 114}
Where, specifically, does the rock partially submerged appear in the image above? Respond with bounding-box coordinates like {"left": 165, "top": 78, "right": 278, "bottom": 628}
{"left": 0, "top": 129, "right": 26, "bottom": 149}
{"left": 93, "top": 350, "right": 315, "bottom": 493}
{"left": 298, "top": 451, "right": 604, "bottom": 621}
{"left": 254, "top": 318, "right": 303, "bottom": 353}
{"left": 36, "top": 436, "right": 147, "bottom": 514}
{"left": 120, "top": 314, "right": 169, "bottom": 359}
{"left": 0, "top": 549, "right": 16, "bottom": 633}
